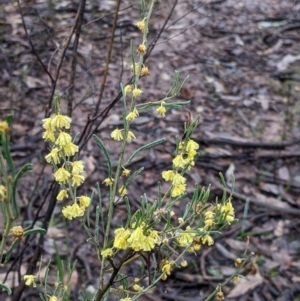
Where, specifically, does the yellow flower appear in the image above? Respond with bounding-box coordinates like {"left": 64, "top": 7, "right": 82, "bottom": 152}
{"left": 205, "top": 211, "right": 214, "bottom": 219}
{"left": 63, "top": 142, "right": 79, "bottom": 156}
{"left": 62, "top": 203, "right": 84, "bottom": 220}
{"left": 56, "top": 132, "right": 72, "bottom": 147}
{"left": 186, "top": 139, "right": 199, "bottom": 152}
{"left": 49, "top": 296, "right": 57, "bottom": 301}
{"left": 133, "top": 284, "right": 142, "bottom": 291}
{"left": 71, "top": 161, "right": 85, "bottom": 175}
{"left": 51, "top": 114, "right": 71, "bottom": 129}
{"left": 113, "top": 227, "right": 131, "bottom": 250}
{"left": 102, "top": 178, "right": 114, "bottom": 186}
{"left": 42, "top": 117, "right": 54, "bottom": 130}
{"left": 235, "top": 258, "right": 243, "bottom": 268}
{"left": 137, "top": 44, "right": 146, "bottom": 54}
{"left": 111, "top": 128, "right": 123, "bottom": 141}
{"left": 45, "top": 148, "right": 61, "bottom": 164}
{"left": 172, "top": 154, "right": 186, "bottom": 168}
{"left": 126, "top": 108, "right": 139, "bottom": 122}
{"left": 42, "top": 130, "right": 55, "bottom": 142}
{"left": 11, "top": 226, "right": 24, "bottom": 239}
{"left": 79, "top": 196, "right": 90, "bottom": 208}
{"left": 54, "top": 168, "right": 70, "bottom": 184}
{"left": 118, "top": 185, "right": 127, "bottom": 196}
{"left": 57, "top": 189, "right": 68, "bottom": 201}
{"left": 126, "top": 131, "right": 136, "bottom": 142}
{"left": 181, "top": 260, "right": 188, "bottom": 267}
{"left": 156, "top": 104, "right": 166, "bottom": 117}
{"left": 132, "top": 88, "right": 142, "bottom": 98}
{"left": 216, "top": 291, "right": 224, "bottom": 300}
{"left": 177, "top": 231, "right": 195, "bottom": 247}
{"left": 24, "top": 274, "right": 36, "bottom": 287}
{"left": 204, "top": 219, "right": 214, "bottom": 228}
{"left": 0, "top": 185, "right": 7, "bottom": 201}
{"left": 71, "top": 174, "right": 85, "bottom": 187}
{"left": 136, "top": 20, "right": 146, "bottom": 32}
{"left": 201, "top": 235, "right": 214, "bottom": 246}
{"left": 121, "top": 168, "right": 131, "bottom": 177}
{"left": 124, "top": 85, "right": 132, "bottom": 94}
{"left": 140, "top": 66, "right": 150, "bottom": 76}
{"left": 162, "top": 170, "right": 175, "bottom": 181}
{"left": 120, "top": 298, "right": 132, "bottom": 301}
{"left": 193, "top": 244, "right": 201, "bottom": 251}
{"left": 233, "top": 275, "right": 240, "bottom": 282}
{"left": 172, "top": 173, "right": 186, "bottom": 186}
{"left": 171, "top": 184, "right": 186, "bottom": 197}
{"left": 127, "top": 227, "right": 150, "bottom": 252}
{"left": 162, "top": 261, "right": 172, "bottom": 276}
{"left": 101, "top": 248, "right": 113, "bottom": 258}
{"left": 131, "top": 62, "right": 140, "bottom": 73}
{"left": 0, "top": 121, "right": 9, "bottom": 133}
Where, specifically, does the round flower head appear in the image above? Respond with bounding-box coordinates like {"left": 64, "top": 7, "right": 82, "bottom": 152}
{"left": 24, "top": 275, "right": 36, "bottom": 287}
{"left": 54, "top": 168, "right": 70, "bottom": 184}
{"left": 102, "top": 178, "right": 114, "bottom": 186}
{"left": 156, "top": 103, "right": 166, "bottom": 117}
{"left": 56, "top": 132, "right": 72, "bottom": 147}
{"left": 79, "top": 196, "right": 90, "bottom": 208}
{"left": 57, "top": 189, "right": 68, "bottom": 201}
{"left": 136, "top": 20, "right": 146, "bottom": 33}
{"left": 42, "top": 130, "right": 55, "bottom": 142}
{"left": 45, "top": 148, "right": 61, "bottom": 164}
{"left": 132, "top": 88, "right": 142, "bottom": 98}
{"left": 42, "top": 117, "right": 54, "bottom": 131}
{"left": 62, "top": 203, "right": 84, "bottom": 220}
{"left": 63, "top": 142, "right": 79, "bottom": 156}
{"left": 111, "top": 128, "right": 123, "bottom": 141}
{"left": 72, "top": 174, "right": 85, "bottom": 187}
{"left": 71, "top": 160, "right": 85, "bottom": 175}
{"left": 140, "top": 66, "right": 150, "bottom": 76}
{"left": 137, "top": 44, "right": 146, "bottom": 54}
{"left": 11, "top": 226, "right": 24, "bottom": 239}
{"left": 126, "top": 131, "right": 136, "bottom": 142}
{"left": 124, "top": 85, "right": 132, "bottom": 94}
{"left": 101, "top": 248, "right": 113, "bottom": 258}
{"left": 51, "top": 114, "right": 71, "bottom": 130}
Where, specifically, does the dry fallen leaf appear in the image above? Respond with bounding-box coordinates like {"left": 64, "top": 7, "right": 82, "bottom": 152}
{"left": 227, "top": 272, "right": 264, "bottom": 298}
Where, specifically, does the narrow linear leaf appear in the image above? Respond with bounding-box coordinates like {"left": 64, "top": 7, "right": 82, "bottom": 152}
{"left": 124, "top": 138, "right": 166, "bottom": 166}
{"left": 12, "top": 163, "right": 32, "bottom": 218}
{"left": 93, "top": 135, "right": 112, "bottom": 177}
{"left": 1, "top": 131, "right": 16, "bottom": 176}
{"left": 24, "top": 228, "right": 46, "bottom": 237}
{"left": 4, "top": 239, "right": 19, "bottom": 264}
{"left": 124, "top": 167, "right": 144, "bottom": 187}
{"left": 0, "top": 283, "right": 12, "bottom": 295}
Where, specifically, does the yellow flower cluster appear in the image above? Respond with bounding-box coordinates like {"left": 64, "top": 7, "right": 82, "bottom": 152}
{"left": 111, "top": 128, "right": 136, "bottom": 142}
{"left": 161, "top": 260, "right": 173, "bottom": 280}
{"left": 42, "top": 113, "right": 90, "bottom": 220}
{"left": 217, "top": 200, "right": 235, "bottom": 224}
{"left": 0, "top": 120, "right": 9, "bottom": 133}
{"left": 112, "top": 226, "right": 160, "bottom": 252}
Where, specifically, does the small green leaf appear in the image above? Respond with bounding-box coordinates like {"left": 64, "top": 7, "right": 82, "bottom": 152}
{"left": 93, "top": 135, "right": 112, "bottom": 178}
{"left": 124, "top": 138, "right": 166, "bottom": 166}
{"left": 0, "top": 283, "right": 12, "bottom": 295}
{"left": 3, "top": 239, "right": 19, "bottom": 264}
{"left": 12, "top": 163, "right": 32, "bottom": 218}
{"left": 24, "top": 228, "right": 46, "bottom": 236}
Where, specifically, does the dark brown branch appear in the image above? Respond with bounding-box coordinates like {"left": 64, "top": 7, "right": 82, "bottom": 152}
{"left": 16, "top": 0, "right": 54, "bottom": 83}
{"left": 46, "top": 0, "right": 86, "bottom": 116}
{"left": 67, "top": 0, "right": 86, "bottom": 116}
